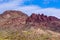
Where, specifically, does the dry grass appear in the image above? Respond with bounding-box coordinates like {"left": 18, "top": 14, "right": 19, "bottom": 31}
{"left": 0, "top": 28, "right": 60, "bottom": 40}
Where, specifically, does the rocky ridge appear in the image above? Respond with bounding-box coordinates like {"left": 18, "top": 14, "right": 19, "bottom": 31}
{"left": 0, "top": 10, "right": 60, "bottom": 32}
{"left": 26, "top": 13, "right": 60, "bottom": 32}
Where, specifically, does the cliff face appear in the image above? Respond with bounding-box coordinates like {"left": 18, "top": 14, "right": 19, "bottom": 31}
{"left": 0, "top": 10, "right": 28, "bottom": 30}
{"left": 0, "top": 10, "right": 60, "bottom": 32}
{"left": 26, "top": 13, "right": 60, "bottom": 32}
{"left": 26, "top": 13, "right": 59, "bottom": 22}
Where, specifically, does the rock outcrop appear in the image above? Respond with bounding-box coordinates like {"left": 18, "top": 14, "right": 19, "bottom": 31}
{"left": 0, "top": 10, "right": 28, "bottom": 30}
{"left": 26, "top": 13, "right": 60, "bottom": 32}
{"left": 0, "top": 10, "right": 60, "bottom": 33}
{"left": 26, "top": 13, "right": 58, "bottom": 23}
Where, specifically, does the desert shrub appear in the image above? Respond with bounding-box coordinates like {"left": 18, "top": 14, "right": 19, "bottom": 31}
{"left": 0, "top": 29, "right": 60, "bottom": 40}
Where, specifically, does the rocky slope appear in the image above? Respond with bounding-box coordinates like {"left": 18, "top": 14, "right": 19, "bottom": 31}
{"left": 26, "top": 13, "right": 60, "bottom": 32}
{"left": 0, "top": 10, "right": 60, "bottom": 40}
{"left": 0, "top": 10, "right": 28, "bottom": 31}
{"left": 0, "top": 10, "right": 60, "bottom": 32}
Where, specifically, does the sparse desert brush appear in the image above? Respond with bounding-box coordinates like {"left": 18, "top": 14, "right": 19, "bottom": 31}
{"left": 0, "top": 29, "right": 60, "bottom": 40}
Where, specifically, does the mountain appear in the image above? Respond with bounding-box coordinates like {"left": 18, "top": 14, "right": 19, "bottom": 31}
{"left": 26, "top": 13, "right": 60, "bottom": 32}
{"left": 0, "top": 10, "right": 60, "bottom": 40}
{"left": 0, "top": 10, "right": 28, "bottom": 30}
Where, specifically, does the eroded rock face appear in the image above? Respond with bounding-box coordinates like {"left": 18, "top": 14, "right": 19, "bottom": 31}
{"left": 26, "top": 13, "right": 59, "bottom": 23}
{"left": 0, "top": 10, "right": 60, "bottom": 32}
{"left": 0, "top": 10, "right": 28, "bottom": 30}
{"left": 1, "top": 10, "right": 28, "bottom": 19}
{"left": 26, "top": 13, "right": 60, "bottom": 32}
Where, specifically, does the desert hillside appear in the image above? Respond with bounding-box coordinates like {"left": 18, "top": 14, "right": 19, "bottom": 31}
{"left": 0, "top": 10, "right": 60, "bottom": 40}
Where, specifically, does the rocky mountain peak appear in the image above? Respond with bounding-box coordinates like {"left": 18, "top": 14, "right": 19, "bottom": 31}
{"left": 1, "top": 10, "right": 28, "bottom": 19}
{"left": 0, "top": 11, "right": 60, "bottom": 40}
{"left": 0, "top": 11, "right": 60, "bottom": 33}
{"left": 0, "top": 10, "right": 28, "bottom": 29}
{"left": 26, "top": 13, "right": 59, "bottom": 23}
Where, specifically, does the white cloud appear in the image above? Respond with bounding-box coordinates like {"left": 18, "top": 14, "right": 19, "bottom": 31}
{"left": 43, "top": 0, "right": 59, "bottom": 4}
{"left": 0, "top": 0, "right": 60, "bottom": 18}
{"left": 35, "top": 8, "right": 60, "bottom": 18}
{"left": 14, "top": 5, "right": 41, "bottom": 15}
{"left": 13, "top": 5, "right": 60, "bottom": 18}
{"left": 0, "top": 0, "right": 3, "bottom": 2}
{"left": 0, "top": 0, "right": 24, "bottom": 13}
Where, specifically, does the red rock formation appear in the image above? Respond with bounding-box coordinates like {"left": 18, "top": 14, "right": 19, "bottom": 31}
{"left": 26, "top": 13, "right": 60, "bottom": 32}
{"left": 26, "top": 13, "right": 59, "bottom": 23}
{"left": 0, "top": 10, "right": 60, "bottom": 32}
{"left": 48, "top": 16, "right": 58, "bottom": 21}
{"left": 0, "top": 10, "right": 28, "bottom": 30}
{"left": 1, "top": 10, "right": 28, "bottom": 19}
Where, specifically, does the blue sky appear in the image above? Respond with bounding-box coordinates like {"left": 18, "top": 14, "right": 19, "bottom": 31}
{"left": 24, "top": 0, "right": 60, "bottom": 8}
{"left": 0, "top": 0, "right": 60, "bottom": 18}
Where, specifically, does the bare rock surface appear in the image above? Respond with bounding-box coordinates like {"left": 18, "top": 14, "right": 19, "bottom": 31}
{"left": 0, "top": 10, "right": 60, "bottom": 33}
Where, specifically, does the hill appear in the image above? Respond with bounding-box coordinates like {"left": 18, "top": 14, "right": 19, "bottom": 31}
{"left": 0, "top": 10, "right": 60, "bottom": 40}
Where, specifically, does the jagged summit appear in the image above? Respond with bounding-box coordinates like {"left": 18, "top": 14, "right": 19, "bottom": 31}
{"left": 0, "top": 10, "right": 60, "bottom": 32}
{"left": 26, "top": 13, "right": 59, "bottom": 23}
{"left": 0, "top": 10, "right": 60, "bottom": 40}
{"left": 25, "top": 13, "right": 60, "bottom": 32}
